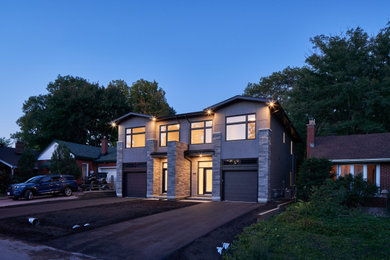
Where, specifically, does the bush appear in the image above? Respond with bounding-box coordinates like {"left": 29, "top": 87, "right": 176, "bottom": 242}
{"left": 15, "top": 149, "right": 37, "bottom": 183}
{"left": 50, "top": 143, "right": 81, "bottom": 179}
{"left": 0, "top": 170, "right": 12, "bottom": 194}
{"left": 296, "top": 158, "right": 334, "bottom": 201}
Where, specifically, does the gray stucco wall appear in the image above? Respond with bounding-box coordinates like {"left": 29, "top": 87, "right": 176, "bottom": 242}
{"left": 212, "top": 101, "right": 270, "bottom": 159}
{"left": 270, "top": 115, "right": 293, "bottom": 196}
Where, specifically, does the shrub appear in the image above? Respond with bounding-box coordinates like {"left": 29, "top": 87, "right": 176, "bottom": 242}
{"left": 296, "top": 158, "right": 334, "bottom": 201}
{"left": 0, "top": 170, "right": 12, "bottom": 194}
{"left": 15, "top": 149, "right": 37, "bottom": 183}
{"left": 50, "top": 143, "right": 81, "bottom": 178}
{"left": 337, "top": 174, "right": 378, "bottom": 207}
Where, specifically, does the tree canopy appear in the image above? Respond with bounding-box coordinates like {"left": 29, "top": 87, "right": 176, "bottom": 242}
{"left": 245, "top": 23, "right": 390, "bottom": 139}
{"left": 0, "top": 137, "right": 12, "bottom": 148}
{"left": 14, "top": 76, "right": 175, "bottom": 150}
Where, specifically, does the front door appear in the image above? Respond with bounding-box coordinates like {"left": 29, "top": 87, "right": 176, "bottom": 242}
{"left": 162, "top": 162, "right": 168, "bottom": 193}
{"left": 198, "top": 161, "right": 213, "bottom": 195}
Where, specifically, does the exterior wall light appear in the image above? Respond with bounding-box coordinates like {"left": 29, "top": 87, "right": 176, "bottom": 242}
{"left": 268, "top": 101, "right": 275, "bottom": 108}
{"left": 111, "top": 122, "right": 117, "bottom": 127}
{"left": 207, "top": 109, "right": 212, "bottom": 115}
{"left": 152, "top": 116, "right": 156, "bottom": 121}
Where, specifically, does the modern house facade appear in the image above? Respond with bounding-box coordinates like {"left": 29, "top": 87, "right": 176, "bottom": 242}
{"left": 114, "top": 96, "right": 299, "bottom": 203}
{"left": 306, "top": 119, "right": 390, "bottom": 193}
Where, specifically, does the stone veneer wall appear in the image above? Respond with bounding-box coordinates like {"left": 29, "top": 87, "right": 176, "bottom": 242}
{"left": 115, "top": 141, "right": 123, "bottom": 197}
{"left": 167, "top": 141, "right": 190, "bottom": 199}
{"left": 153, "top": 158, "right": 162, "bottom": 195}
{"left": 146, "top": 139, "right": 157, "bottom": 198}
{"left": 212, "top": 132, "right": 222, "bottom": 201}
{"left": 258, "top": 129, "right": 271, "bottom": 203}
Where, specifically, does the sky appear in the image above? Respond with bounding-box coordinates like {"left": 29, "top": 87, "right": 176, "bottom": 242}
{"left": 1, "top": 0, "right": 389, "bottom": 141}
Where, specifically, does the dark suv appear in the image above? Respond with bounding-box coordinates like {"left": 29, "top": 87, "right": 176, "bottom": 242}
{"left": 7, "top": 175, "right": 78, "bottom": 200}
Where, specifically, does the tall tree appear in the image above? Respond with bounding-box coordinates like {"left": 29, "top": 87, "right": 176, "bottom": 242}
{"left": 0, "top": 137, "right": 12, "bottom": 147}
{"left": 15, "top": 149, "right": 37, "bottom": 182}
{"left": 245, "top": 23, "right": 390, "bottom": 139}
{"left": 50, "top": 143, "right": 80, "bottom": 178}
{"left": 129, "top": 79, "right": 175, "bottom": 116}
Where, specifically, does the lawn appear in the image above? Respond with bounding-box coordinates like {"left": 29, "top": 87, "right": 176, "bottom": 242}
{"left": 226, "top": 204, "right": 390, "bottom": 259}
{"left": 0, "top": 199, "right": 197, "bottom": 243}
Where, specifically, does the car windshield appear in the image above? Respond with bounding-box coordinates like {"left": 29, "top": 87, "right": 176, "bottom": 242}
{"left": 25, "top": 176, "right": 44, "bottom": 183}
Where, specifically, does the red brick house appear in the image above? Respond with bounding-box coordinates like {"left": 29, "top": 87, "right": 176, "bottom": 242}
{"left": 37, "top": 138, "right": 116, "bottom": 183}
{"left": 306, "top": 119, "right": 390, "bottom": 193}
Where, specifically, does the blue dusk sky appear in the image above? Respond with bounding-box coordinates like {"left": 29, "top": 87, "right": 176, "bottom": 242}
{"left": 0, "top": 1, "right": 389, "bottom": 140}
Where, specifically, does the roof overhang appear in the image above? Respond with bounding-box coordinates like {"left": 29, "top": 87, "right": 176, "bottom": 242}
{"left": 330, "top": 158, "right": 390, "bottom": 163}
{"left": 0, "top": 159, "right": 16, "bottom": 169}
{"left": 112, "top": 112, "right": 153, "bottom": 125}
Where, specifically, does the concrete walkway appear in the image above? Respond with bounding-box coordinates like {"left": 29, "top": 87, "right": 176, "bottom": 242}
{"left": 0, "top": 197, "right": 136, "bottom": 219}
{"left": 48, "top": 202, "right": 260, "bottom": 260}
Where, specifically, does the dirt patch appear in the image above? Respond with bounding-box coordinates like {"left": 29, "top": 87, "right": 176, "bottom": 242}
{"left": 0, "top": 199, "right": 197, "bottom": 243}
{"left": 166, "top": 201, "right": 280, "bottom": 260}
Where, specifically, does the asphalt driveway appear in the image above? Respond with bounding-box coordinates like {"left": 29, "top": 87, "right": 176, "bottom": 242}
{"left": 47, "top": 201, "right": 259, "bottom": 260}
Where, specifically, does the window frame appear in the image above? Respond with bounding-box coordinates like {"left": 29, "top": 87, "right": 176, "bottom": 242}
{"left": 125, "top": 126, "right": 146, "bottom": 148}
{"left": 159, "top": 123, "right": 180, "bottom": 147}
{"left": 225, "top": 113, "right": 256, "bottom": 141}
{"left": 190, "top": 120, "right": 213, "bottom": 145}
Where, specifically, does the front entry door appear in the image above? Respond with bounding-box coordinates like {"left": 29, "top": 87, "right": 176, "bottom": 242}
{"left": 162, "top": 162, "right": 168, "bottom": 193}
{"left": 203, "top": 168, "right": 212, "bottom": 194}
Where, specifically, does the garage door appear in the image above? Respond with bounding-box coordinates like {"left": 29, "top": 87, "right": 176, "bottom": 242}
{"left": 223, "top": 171, "right": 257, "bottom": 202}
{"left": 125, "top": 172, "right": 146, "bottom": 197}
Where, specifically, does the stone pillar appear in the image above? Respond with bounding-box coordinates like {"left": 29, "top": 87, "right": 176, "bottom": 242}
{"left": 212, "top": 132, "right": 222, "bottom": 201}
{"left": 258, "top": 128, "right": 272, "bottom": 203}
{"left": 115, "top": 141, "right": 123, "bottom": 197}
{"left": 167, "top": 141, "right": 190, "bottom": 200}
{"left": 146, "top": 139, "right": 157, "bottom": 198}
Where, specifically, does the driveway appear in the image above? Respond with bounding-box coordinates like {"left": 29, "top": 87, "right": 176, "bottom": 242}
{"left": 47, "top": 201, "right": 260, "bottom": 260}
{"left": 0, "top": 197, "right": 136, "bottom": 219}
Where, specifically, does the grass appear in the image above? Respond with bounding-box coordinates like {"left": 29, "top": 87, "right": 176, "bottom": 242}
{"left": 226, "top": 204, "right": 390, "bottom": 259}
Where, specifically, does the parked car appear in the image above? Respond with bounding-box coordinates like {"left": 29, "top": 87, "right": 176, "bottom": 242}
{"left": 7, "top": 175, "right": 78, "bottom": 200}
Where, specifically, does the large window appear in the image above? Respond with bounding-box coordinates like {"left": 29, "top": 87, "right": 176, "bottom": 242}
{"left": 226, "top": 114, "right": 256, "bottom": 141}
{"left": 160, "top": 124, "right": 180, "bottom": 146}
{"left": 191, "top": 120, "right": 212, "bottom": 144}
{"left": 126, "top": 126, "right": 146, "bottom": 148}
{"left": 336, "top": 164, "right": 380, "bottom": 187}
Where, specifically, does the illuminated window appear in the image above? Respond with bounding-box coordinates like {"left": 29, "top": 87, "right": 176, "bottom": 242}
{"left": 198, "top": 161, "right": 212, "bottom": 195}
{"left": 125, "top": 126, "right": 146, "bottom": 148}
{"left": 160, "top": 124, "right": 180, "bottom": 146}
{"left": 226, "top": 114, "right": 256, "bottom": 141}
{"left": 191, "top": 120, "right": 212, "bottom": 144}
{"left": 283, "top": 131, "right": 286, "bottom": 143}
{"left": 340, "top": 165, "right": 352, "bottom": 177}
{"left": 367, "top": 164, "right": 376, "bottom": 184}
{"left": 290, "top": 141, "right": 293, "bottom": 155}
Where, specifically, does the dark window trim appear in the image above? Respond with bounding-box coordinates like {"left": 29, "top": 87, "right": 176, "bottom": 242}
{"left": 190, "top": 120, "right": 213, "bottom": 145}
{"left": 159, "top": 123, "right": 181, "bottom": 147}
{"left": 225, "top": 113, "right": 256, "bottom": 141}
{"left": 125, "top": 126, "right": 146, "bottom": 149}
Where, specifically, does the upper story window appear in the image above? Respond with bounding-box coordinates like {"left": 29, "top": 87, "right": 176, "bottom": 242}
{"left": 226, "top": 114, "right": 256, "bottom": 141}
{"left": 160, "top": 124, "right": 180, "bottom": 146}
{"left": 191, "top": 120, "right": 212, "bottom": 144}
{"left": 126, "top": 126, "right": 146, "bottom": 148}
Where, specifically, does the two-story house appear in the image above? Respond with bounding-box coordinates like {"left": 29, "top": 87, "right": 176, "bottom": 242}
{"left": 113, "top": 96, "right": 299, "bottom": 203}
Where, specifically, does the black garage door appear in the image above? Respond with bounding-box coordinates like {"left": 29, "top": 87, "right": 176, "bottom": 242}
{"left": 223, "top": 171, "right": 257, "bottom": 202}
{"left": 124, "top": 172, "right": 146, "bottom": 197}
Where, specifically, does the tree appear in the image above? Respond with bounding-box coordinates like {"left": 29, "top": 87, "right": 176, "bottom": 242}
{"left": 129, "top": 79, "right": 176, "bottom": 116}
{"left": 296, "top": 158, "right": 334, "bottom": 201}
{"left": 244, "top": 23, "right": 390, "bottom": 140}
{"left": 0, "top": 137, "right": 12, "bottom": 147}
{"left": 50, "top": 143, "right": 80, "bottom": 178}
{"left": 15, "top": 149, "right": 37, "bottom": 182}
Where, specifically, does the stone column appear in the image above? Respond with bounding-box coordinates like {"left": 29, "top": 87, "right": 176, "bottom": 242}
{"left": 212, "top": 132, "right": 222, "bottom": 201}
{"left": 167, "top": 141, "right": 190, "bottom": 200}
{"left": 146, "top": 139, "right": 157, "bottom": 198}
{"left": 258, "top": 129, "right": 272, "bottom": 203}
{"left": 115, "top": 141, "right": 123, "bottom": 197}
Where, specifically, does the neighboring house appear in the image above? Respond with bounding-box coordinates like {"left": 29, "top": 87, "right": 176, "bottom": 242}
{"left": 0, "top": 141, "right": 29, "bottom": 176}
{"left": 306, "top": 119, "right": 390, "bottom": 193}
{"left": 113, "top": 95, "right": 299, "bottom": 203}
{"left": 37, "top": 138, "right": 117, "bottom": 182}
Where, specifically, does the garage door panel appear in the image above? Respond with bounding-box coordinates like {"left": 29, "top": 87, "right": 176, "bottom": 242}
{"left": 224, "top": 171, "right": 257, "bottom": 202}
{"left": 125, "top": 172, "right": 146, "bottom": 197}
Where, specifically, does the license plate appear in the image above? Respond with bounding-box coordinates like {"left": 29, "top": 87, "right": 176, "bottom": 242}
{"left": 7, "top": 192, "right": 10, "bottom": 196}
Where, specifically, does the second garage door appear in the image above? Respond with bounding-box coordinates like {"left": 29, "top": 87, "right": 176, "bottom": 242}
{"left": 223, "top": 171, "right": 257, "bottom": 202}
{"left": 125, "top": 172, "right": 146, "bottom": 197}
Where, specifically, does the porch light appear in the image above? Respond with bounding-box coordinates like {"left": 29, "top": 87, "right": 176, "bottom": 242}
{"left": 207, "top": 109, "right": 212, "bottom": 115}
{"left": 268, "top": 101, "right": 275, "bottom": 108}
{"left": 111, "top": 122, "right": 117, "bottom": 127}
{"left": 152, "top": 116, "right": 156, "bottom": 121}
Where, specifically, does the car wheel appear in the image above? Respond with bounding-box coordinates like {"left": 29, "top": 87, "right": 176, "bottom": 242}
{"left": 25, "top": 190, "right": 33, "bottom": 200}
{"left": 64, "top": 186, "right": 72, "bottom": 196}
